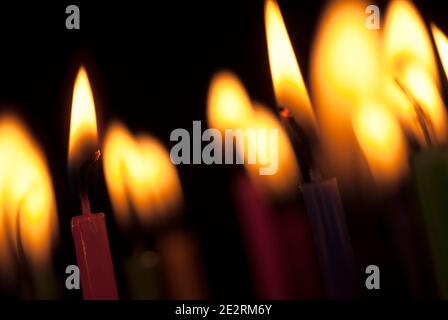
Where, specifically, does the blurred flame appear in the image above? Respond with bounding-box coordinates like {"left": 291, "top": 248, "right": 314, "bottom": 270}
{"left": 207, "top": 71, "right": 253, "bottom": 131}
{"left": 68, "top": 66, "right": 99, "bottom": 171}
{"left": 353, "top": 103, "right": 408, "bottom": 187}
{"left": 0, "top": 115, "right": 58, "bottom": 278}
{"left": 207, "top": 70, "right": 300, "bottom": 198}
{"left": 264, "top": 0, "right": 316, "bottom": 132}
{"left": 310, "top": 0, "right": 381, "bottom": 186}
{"left": 432, "top": 24, "right": 448, "bottom": 87}
{"left": 103, "top": 122, "right": 183, "bottom": 228}
{"left": 245, "top": 104, "right": 300, "bottom": 198}
{"left": 383, "top": 1, "right": 447, "bottom": 144}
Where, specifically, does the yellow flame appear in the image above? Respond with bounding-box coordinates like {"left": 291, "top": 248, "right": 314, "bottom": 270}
{"left": 383, "top": 1, "right": 447, "bottom": 144}
{"left": 103, "top": 122, "right": 183, "bottom": 228}
{"left": 353, "top": 102, "right": 408, "bottom": 187}
{"left": 310, "top": 0, "right": 381, "bottom": 186}
{"left": 244, "top": 104, "right": 301, "bottom": 198}
{"left": 207, "top": 70, "right": 300, "bottom": 198}
{"left": 68, "top": 66, "right": 99, "bottom": 169}
{"left": 432, "top": 24, "right": 448, "bottom": 89}
{"left": 207, "top": 71, "right": 253, "bottom": 132}
{"left": 264, "top": 0, "right": 315, "bottom": 131}
{"left": 0, "top": 115, "right": 58, "bottom": 278}
{"left": 384, "top": 1, "right": 438, "bottom": 81}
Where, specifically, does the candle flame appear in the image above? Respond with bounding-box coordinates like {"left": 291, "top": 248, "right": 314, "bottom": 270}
{"left": 264, "top": 0, "right": 315, "bottom": 132}
{"left": 0, "top": 115, "right": 58, "bottom": 280}
{"left": 103, "top": 122, "right": 183, "bottom": 228}
{"left": 68, "top": 66, "right": 99, "bottom": 172}
{"left": 432, "top": 24, "right": 448, "bottom": 89}
{"left": 207, "top": 71, "right": 253, "bottom": 132}
{"left": 207, "top": 70, "right": 300, "bottom": 198}
{"left": 383, "top": 0, "right": 447, "bottom": 145}
{"left": 353, "top": 103, "right": 408, "bottom": 188}
{"left": 310, "top": 0, "right": 381, "bottom": 186}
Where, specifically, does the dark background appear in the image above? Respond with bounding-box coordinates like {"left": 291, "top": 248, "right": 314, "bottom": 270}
{"left": 0, "top": 0, "right": 447, "bottom": 299}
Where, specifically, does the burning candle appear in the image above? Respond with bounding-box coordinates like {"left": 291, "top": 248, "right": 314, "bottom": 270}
{"left": 207, "top": 71, "right": 322, "bottom": 299}
{"left": 382, "top": 1, "right": 448, "bottom": 298}
{"left": 68, "top": 66, "right": 118, "bottom": 300}
{"left": 265, "top": 0, "right": 358, "bottom": 299}
{"left": 0, "top": 115, "right": 58, "bottom": 298}
{"left": 406, "top": 22, "right": 448, "bottom": 299}
{"left": 103, "top": 122, "right": 206, "bottom": 299}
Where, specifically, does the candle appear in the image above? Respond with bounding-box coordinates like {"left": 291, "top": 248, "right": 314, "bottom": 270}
{"left": 207, "top": 71, "right": 323, "bottom": 298}
{"left": 265, "top": 0, "right": 358, "bottom": 298}
{"left": 68, "top": 66, "right": 118, "bottom": 300}
{"left": 103, "top": 122, "right": 206, "bottom": 299}
{"left": 0, "top": 115, "right": 59, "bottom": 299}
{"left": 382, "top": 1, "right": 448, "bottom": 298}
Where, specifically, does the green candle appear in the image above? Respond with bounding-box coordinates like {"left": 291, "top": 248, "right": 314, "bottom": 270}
{"left": 413, "top": 148, "right": 448, "bottom": 298}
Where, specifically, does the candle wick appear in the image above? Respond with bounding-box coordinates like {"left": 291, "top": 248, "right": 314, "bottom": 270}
{"left": 394, "top": 77, "right": 436, "bottom": 147}
{"left": 277, "top": 105, "right": 315, "bottom": 182}
{"left": 79, "top": 149, "right": 101, "bottom": 216}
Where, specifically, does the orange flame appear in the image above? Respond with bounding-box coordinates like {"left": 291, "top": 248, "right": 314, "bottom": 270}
{"left": 103, "top": 122, "right": 183, "bottom": 228}
{"left": 207, "top": 70, "right": 300, "bottom": 198}
{"left": 264, "top": 0, "right": 316, "bottom": 133}
{"left": 383, "top": 0, "right": 447, "bottom": 145}
{"left": 68, "top": 66, "right": 99, "bottom": 172}
{"left": 0, "top": 115, "right": 58, "bottom": 279}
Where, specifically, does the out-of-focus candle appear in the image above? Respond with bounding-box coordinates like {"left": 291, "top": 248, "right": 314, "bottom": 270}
{"left": 68, "top": 66, "right": 118, "bottom": 300}
{"left": 103, "top": 122, "right": 205, "bottom": 299}
{"left": 265, "top": 0, "right": 358, "bottom": 298}
{"left": 207, "top": 70, "right": 323, "bottom": 299}
{"left": 407, "top": 24, "right": 448, "bottom": 299}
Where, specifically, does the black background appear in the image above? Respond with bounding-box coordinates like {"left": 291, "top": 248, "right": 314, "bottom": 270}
{"left": 0, "top": 0, "right": 447, "bottom": 300}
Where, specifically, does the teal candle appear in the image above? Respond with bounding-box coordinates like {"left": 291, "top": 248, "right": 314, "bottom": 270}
{"left": 413, "top": 148, "right": 448, "bottom": 298}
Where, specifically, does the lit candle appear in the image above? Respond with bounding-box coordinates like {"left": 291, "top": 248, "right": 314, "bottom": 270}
{"left": 405, "top": 20, "right": 448, "bottom": 298}
{"left": 383, "top": 1, "right": 448, "bottom": 299}
{"left": 207, "top": 71, "right": 322, "bottom": 299}
{"left": 265, "top": 0, "right": 358, "bottom": 299}
{"left": 68, "top": 66, "right": 118, "bottom": 300}
{"left": 103, "top": 122, "right": 206, "bottom": 299}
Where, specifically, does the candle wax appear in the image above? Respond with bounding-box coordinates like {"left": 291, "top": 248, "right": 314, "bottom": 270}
{"left": 302, "top": 178, "right": 359, "bottom": 299}
{"left": 71, "top": 212, "right": 119, "bottom": 300}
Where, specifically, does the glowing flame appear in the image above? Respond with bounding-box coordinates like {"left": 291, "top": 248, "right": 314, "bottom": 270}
{"left": 207, "top": 71, "right": 253, "bottom": 131}
{"left": 353, "top": 102, "right": 408, "bottom": 187}
{"left": 310, "top": 0, "right": 381, "bottom": 185}
{"left": 68, "top": 66, "right": 99, "bottom": 172}
{"left": 207, "top": 70, "right": 300, "bottom": 198}
{"left": 0, "top": 115, "right": 58, "bottom": 278}
{"left": 245, "top": 104, "right": 300, "bottom": 197}
{"left": 264, "top": 0, "right": 315, "bottom": 132}
{"left": 432, "top": 24, "right": 448, "bottom": 87}
{"left": 383, "top": 1, "right": 447, "bottom": 144}
{"left": 103, "top": 122, "right": 183, "bottom": 228}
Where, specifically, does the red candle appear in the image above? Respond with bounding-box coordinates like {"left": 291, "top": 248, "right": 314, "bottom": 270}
{"left": 72, "top": 212, "right": 118, "bottom": 299}
{"left": 68, "top": 66, "right": 118, "bottom": 300}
